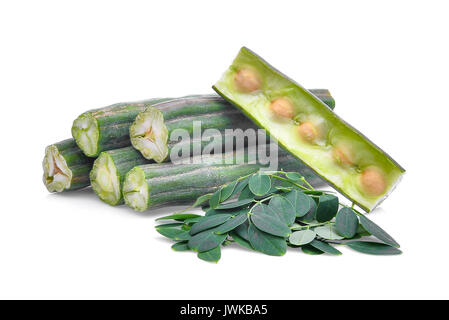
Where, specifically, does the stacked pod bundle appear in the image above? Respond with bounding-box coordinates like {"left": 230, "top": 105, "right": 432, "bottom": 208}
{"left": 45, "top": 91, "right": 334, "bottom": 194}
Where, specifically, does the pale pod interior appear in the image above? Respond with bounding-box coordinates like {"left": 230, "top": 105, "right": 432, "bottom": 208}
{"left": 130, "top": 107, "right": 169, "bottom": 163}
{"left": 123, "top": 167, "right": 149, "bottom": 212}
{"left": 43, "top": 145, "right": 72, "bottom": 192}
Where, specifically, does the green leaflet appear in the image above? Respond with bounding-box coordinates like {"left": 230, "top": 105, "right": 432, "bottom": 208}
{"left": 285, "top": 190, "right": 311, "bottom": 217}
{"left": 209, "top": 189, "right": 221, "bottom": 209}
{"left": 346, "top": 241, "right": 402, "bottom": 255}
{"left": 290, "top": 223, "right": 303, "bottom": 230}
{"left": 233, "top": 177, "right": 251, "bottom": 195}
{"left": 238, "top": 185, "right": 255, "bottom": 201}
{"left": 204, "top": 208, "right": 222, "bottom": 216}
{"left": 220, "top": 181, "right": 239, "bottom": 202}
{"left": 188, "top": 228, "right": 228, "bottom": 253}
{"left": 357, "top": 224, "right": 371, "bottom": 237}
{"left": 156, "top": 213, "right": 202, "bottom": 221}
{"left": 172, "top": 242, "right": 190, "bottom": 252}
{"left": 289, "top": 230, "right": 316, "bottom": 246}
{"left": 249, "top": 172, "right": 271, "bottom": 196}
{"left": 301, "top": 245, "right": 324, "bottom": 255}
{"left": 215, "top": 198, "right": 253, "bottom": 210}
{"left": 230, "top": 231, "right": 254, "bottom": 250}
{"left": 316, "top": 194, "right": 339, "bottom": 222}
{"left": 268, "top": 196, "right": 296, "bottom": 225}
{"left": 300, "top": 197, "right": 317, "bottom": 222}
{"left": 198, "top": 246, "right": 221, "bottom": 263}
{"left": 156, "top": 227, "right": 191, "bottom": 241}
{"left": 214, "top": 212, "right": 249, "bottom": 235}
{"left": 359, "top": 215, "right": 400, "bottom": 248}
{"left": 182, "top": 224, "right": 192, "bottom": 231}
{"left": 285, "top": 172, "right": 302, "bottom": 181}
{"left": 189, "top": 214, "right": 232, "bottom": 235}
{"left": 335, "top": 207, "right": 359, "bottom": 238}
{"left": 233, "top": 221, "right": 250, "bottom": 241}
{"left": 310, "top": 240, "right": 342, "bottom": 255}
{"left": 314, "top": 225, "right": 344, "bottom": 240}
{"left": 192, "top": 193, "right": 213, "bottom": 208}
{"left": 248, "top": 224, "right": 286, "bottom": 256}
{"left": 184, "top": 217, "right": 203, "bottom": 224}
{"left": 250, "top": 204, "right": 291, "bottom": 237}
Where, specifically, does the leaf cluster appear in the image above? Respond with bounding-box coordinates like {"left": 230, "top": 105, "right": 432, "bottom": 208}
{"left": 155, "top": 171, "right": 401, "bottom": 262}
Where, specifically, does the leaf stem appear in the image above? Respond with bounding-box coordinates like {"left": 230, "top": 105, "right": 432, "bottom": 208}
{"left": 269, "top": 175, "right": 310, "bottom": 191}
{"left": 301, "top": 177, "right": 315, "bottom": 190}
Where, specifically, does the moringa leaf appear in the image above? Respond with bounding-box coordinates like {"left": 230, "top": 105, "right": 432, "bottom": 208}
{"left": 301, "top": 244, "right": 324, "bottom": 255}
{"left": 289, "top": 230, "right": 316, "bottom": 246}
{"left": 233, "top": 177, "right": 251, "bottom": 196}
{"left": 290, "top": 223, "right": 303, "bottom": 230}
{"left": 357, "top": 224, "right": 371, "bottom": 237}
{"left": 346, "top": 241, "right": 402, "bottom": 255}
{"left": 285, "top": 189, "right": 311, "bottom": 217}
{"left": 215, "top": 198, "right": 253, "bottom": 210}
{"left": 156, "top": 227, "right": 191, "bottom": 241}
{"left": 182, "top": 224, "right": 192, "bottom": 231}
{"left": 171, "top": 242, "right": 190, "bottom": 251}
{"left": 314, "top": 225, "right": 344, "bottom": 240}
{"left": 335, "top": 207, "right": 359, "bottom": 238}
{"left": 268, "top": 195, "right": 296, "bottom": 225}
{"left": 249, "top": 172, "right": 271, "bottom": 196}
{"left": 299, "top": 197, "right": 317, "bottom": 222}
{"left": 285, "top": 172, "right": 302, "bottom": 181}
{"left": 359, "top": 215, "right": 400, "bottom": 248}
{"left": 248, "top": 224, "right": 287, "bottom": 256}
{"left": 220, "top": 181, "right": 239, "bottom": 202}
{"left": 316, "top": 194, "right": 339, "bottom": 222}
{"left": 310, "top": 239, "right": 342, "bottom": 255}
{"left": 188, "top": 228, "right": 227, "bottom": 253}
{"left": 251, "top": 204, "right": 291, "bottom": 237}
{"left": 233, "top": 221, "right": 250, "bottom": 241}
{"left": 238, "top": 185, "right": 255, "bottom": 201}
{"left": 214, "top": 212, "right": 249, "bottom": 235}
{"left": 198, "top": 246, "right": 221, "bottom": 263}
{"left": 156, "top": 213, "right": 202, "bottom": 221}
{"left": 230, "top": 231, "right": 254, "bottom": 250}
{"left": 209, "top": 189, "right": 221, "bottom": 209}
{"left": 189, "top": 214, "right": 232, "bottom": 235}
{"left": 192, "top": 193, "right": 213, "bottom": 208}
{"left": 184, "top": 217, "right": 203, "bottom": 224}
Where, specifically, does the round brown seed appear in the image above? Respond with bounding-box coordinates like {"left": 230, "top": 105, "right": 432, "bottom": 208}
{"left": 359, "top": 167, "right": 387, "bottom": 197}
{"left": 297, "top": 122, "right": 319, "bottom": 143}
{"left": 333, "top": 144, "right": 355, "bottom": 167}
{"left": 234, "top": 68, "right": 261, "bottom": 93}
{"left": 269, "top": 98, "right": 294, "bottom": 118}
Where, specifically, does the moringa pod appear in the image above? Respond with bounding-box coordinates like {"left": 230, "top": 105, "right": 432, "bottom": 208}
{"left": 213, "top": 47, "right": 405, "bottom": 212}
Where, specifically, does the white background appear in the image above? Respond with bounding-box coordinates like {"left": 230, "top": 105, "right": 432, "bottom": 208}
{"left": 1, "top": 0, "right": 448, "bottom": 300}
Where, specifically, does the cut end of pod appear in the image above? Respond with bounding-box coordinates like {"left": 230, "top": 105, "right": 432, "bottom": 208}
{"left": 90, "top": 152, "right": 122, "bottom": 205}
{"left": 130, "top": 107, "right": 169, "bottom": 163}
{"left": 123, "top": 166, "right": 149, "bottom": 212}
{"left": 72, "top": 112, "right": 100, "bottom": 157}
{"left": 42, "top": 145, "right": 73, "bottom": 192}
